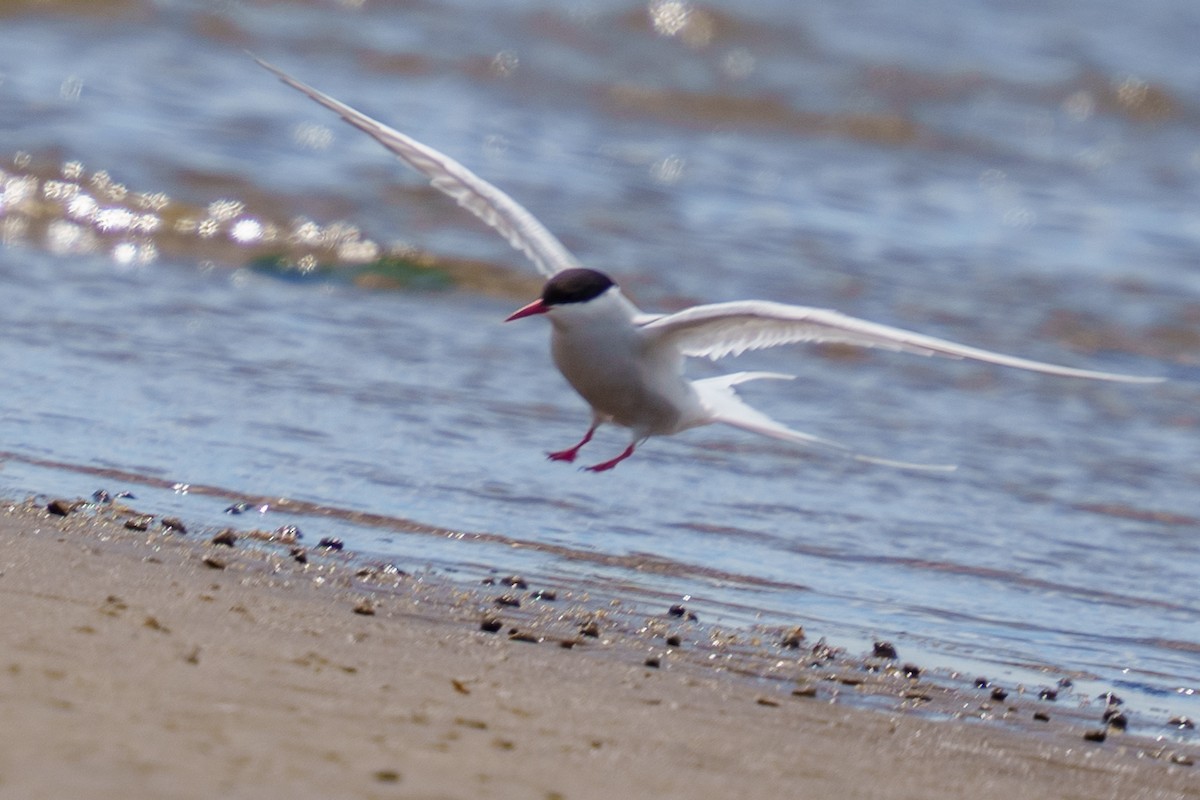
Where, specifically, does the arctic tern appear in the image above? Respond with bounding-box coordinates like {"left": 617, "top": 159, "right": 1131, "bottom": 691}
{"left": 257, "top": 59, "right": 1162, "bottom": 472}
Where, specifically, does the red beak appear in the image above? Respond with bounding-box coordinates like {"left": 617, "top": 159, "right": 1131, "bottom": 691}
{"left": 505, "top": 298, "right": 549, "bottom": 322}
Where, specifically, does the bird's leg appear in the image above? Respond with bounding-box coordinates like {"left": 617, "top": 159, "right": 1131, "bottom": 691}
{"left": 547, "top": 423, "right": 597, "bottom": 463}
{"left": 584, "top": 441, "right": 638, "bottom": 473}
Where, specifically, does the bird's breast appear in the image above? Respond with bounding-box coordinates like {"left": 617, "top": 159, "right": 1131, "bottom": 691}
{"left": 550, "top": 326, "right": 694, "bottom": 436}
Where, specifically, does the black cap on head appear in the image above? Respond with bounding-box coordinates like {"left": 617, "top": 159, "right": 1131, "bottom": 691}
{"left": 541, "top": 268, "right": 615, "bottom": 307}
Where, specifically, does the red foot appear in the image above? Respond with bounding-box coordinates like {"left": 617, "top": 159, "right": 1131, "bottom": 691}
{"left": 584, "top": 443, "right": 636, "bottom": 473}
{"left": 547, "top": 424, "right": 596, "bottom": 463}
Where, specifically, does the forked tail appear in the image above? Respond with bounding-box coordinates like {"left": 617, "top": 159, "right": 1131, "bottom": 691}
{"left": 693, "top": 372, "right": 956, "bottom": 472}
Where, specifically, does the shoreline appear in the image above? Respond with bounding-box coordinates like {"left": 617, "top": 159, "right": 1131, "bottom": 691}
{"left": 1, "top": 495, "right": 1196, "bottom": 799}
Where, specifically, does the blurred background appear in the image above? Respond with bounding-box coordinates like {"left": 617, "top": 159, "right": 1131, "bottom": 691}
{"left": 1, "top": 0, "right": 1197, "bottom": 730}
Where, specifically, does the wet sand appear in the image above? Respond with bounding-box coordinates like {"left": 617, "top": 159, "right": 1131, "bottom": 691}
{"left": 1, "top": 498, "right": 1195, "bottom": 800}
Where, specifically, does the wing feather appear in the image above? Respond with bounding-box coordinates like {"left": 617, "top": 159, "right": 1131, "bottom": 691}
{"left": 641, "top": 300, "right": 1162, "bottom": 384}
{"left": 256, "top": 58, "right": 580, "bottom": 278}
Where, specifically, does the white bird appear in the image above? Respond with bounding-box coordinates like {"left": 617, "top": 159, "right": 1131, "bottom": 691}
{"left": 257, "top": 59, "right": 1163, "bottom": 472}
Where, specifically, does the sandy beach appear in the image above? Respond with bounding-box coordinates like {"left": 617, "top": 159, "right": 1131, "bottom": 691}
{"left": 0, "top": 496, "right": 1195, "bottom": 800}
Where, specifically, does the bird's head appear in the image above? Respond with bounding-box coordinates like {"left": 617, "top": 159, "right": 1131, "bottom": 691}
{"left": 505, "top": 268, "right": 617, "bottom": 322}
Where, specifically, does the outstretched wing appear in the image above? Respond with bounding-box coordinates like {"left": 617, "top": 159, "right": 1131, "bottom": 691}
{"left": 641, "top": 300, "right": 1163, "bottom": 383}
{"left": 256, "top": 58, "right": 581, "bottom": 278}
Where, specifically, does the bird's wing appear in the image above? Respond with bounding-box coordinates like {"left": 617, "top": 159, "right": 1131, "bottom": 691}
{"left": 256, "top": 58, "right": 581, "bottom": 278}
{"left": 641, "top": 300, "right": 1163, "bottom": 383}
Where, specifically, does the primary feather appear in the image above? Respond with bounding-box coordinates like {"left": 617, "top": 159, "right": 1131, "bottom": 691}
{"left": 256, "top": 58, "right": 580, "bottom": 278}
{"left": 641, "top": 300, "right": 1162, "bottom": 383}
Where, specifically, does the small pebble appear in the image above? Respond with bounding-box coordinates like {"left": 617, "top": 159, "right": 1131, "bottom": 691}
{"left": 792, "top": 685, "right": 818, "bottom": 698}
{"left": 1104, "top": 710, "right": 1128, "bottom": 730}
{"left": 503, "top": 575, "right": 528, "bottom": 589}
{"left": 274, "top": 525, "right": 302, "bottom": 543}
{"left": 579, "top": 622, "right": 600, "bottom": 638}
{"left": 1033, "top": 711, "right": 1050, "bottom": 722}
{"left": 46, "top": 498, "right": 76, "bottom": 516}
{"left": 990, "top": 687, "right": 1009, "bottom": 701}
{"left": 353, "top": 601, "right": 375, "bottom": 616}
{"left": 901, "top": 663, "right": 921, "bottom": 679}
{"left": 779, "top": 627, "right": 805, "bottom": 649}
{"left": 124, "top": 516, "right": 153, "bottom": 532}
{"left": 318, "top": 537, "right": 344, "bottom": 551}
{"left": 1038, "top": 688, "right": 1058, "bottom": 702}
{"left": 665, "top": 634, "right": 682, "bottom": 647}
{"left": 224, "top": 502, "right": 249, "bottom": 515}
{"left": 532, "top": 588, "right": 557, "bottom": 601}
{"left": 873, "top": 641, "right": 898, "bottom": 659}
{"left": 160, "top": 517, "right": 187, "bottom": 534}
{"left": 480, "top": 617, "right": 503, "bottom": 633}
{"left": 974, "top": 677, "right": 991, "bottom": 689}
{"left": 756, "top": 697, "right": 780, "bottom": 707}
{"left": 667, "top": 604, "right": 686, "bottom": 618}
{"left": 1099, "top": 691, "right": 1124, "bottom": 706}
{"left": 211, "top": 530, "right": 237, "bottom": 547}
{"left": 508, "top": 630, "right": 540, "bottom": 643}
{"left": 201, "top": 555, "right": 226, "bottom": 570}
{"left": 493, "top": 594, "right": 521, "bottom": 608}
{"left": 1083, "top": 729, "right": 1107, "bottom": 743}
{"left": 643, "top": 656, "right": 661, "bottom": 668}
{"left": 290, "top": 547, "right": 308, "bottom": 564}
{"left": 373, "top": 770, "right": 401, "bottom": 784}
{"left": 1168, "top": 716, "right": 1195, "bottom": 730}
{"left": 811, "top": 642, "right": 837, "bottom": 661}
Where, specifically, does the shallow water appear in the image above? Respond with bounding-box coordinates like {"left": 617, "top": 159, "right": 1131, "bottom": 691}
{"left": 2, "top": 0, "right": 1198, "bottom": 729}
